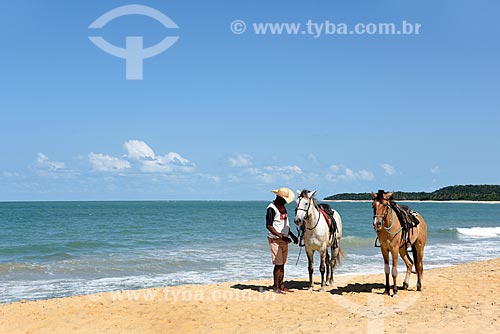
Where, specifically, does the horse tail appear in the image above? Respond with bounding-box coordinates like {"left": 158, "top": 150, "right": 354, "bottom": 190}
{"left": 330, "top": 246, "right": 346, "bottom": 269}
{"left": 411, "top": 244, "right": 418, "bottom": 274}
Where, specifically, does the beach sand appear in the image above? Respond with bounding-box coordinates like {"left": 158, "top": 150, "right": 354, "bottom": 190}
{"left": 1, "top": 258, "right": 499, "bottom": 334}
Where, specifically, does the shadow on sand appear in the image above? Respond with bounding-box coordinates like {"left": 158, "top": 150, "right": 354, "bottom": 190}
{"left": 230, "top": 280, "right": 387, "bottom": 295}
{"left": 329, "top": 282, "right": 386, "bottom": 295}
{"left": 230, "top": 280, "right": 317, "bottom": 292}
{"left": 230, "top": 283, "right": 270, "bottom": 292}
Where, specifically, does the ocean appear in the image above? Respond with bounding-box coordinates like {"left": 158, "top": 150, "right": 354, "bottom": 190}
{"left": 1, "top": 201, "right": 500, "bottom": 303}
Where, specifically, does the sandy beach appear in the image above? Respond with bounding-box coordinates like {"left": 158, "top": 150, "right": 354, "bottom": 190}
{"left": 1, "top": 258, "right": 499, "bottom": 334}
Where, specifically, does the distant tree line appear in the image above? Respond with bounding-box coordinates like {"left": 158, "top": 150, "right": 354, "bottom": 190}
{"left": 324, "top": 185, "right": 500, "bottom": 201}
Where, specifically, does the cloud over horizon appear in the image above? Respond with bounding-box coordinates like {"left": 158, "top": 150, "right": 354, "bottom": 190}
{"left": 327, "top": 165, "right": 375, "bottom": 182}
{"left": 88, "top": 153, "right": 131, "bottom": 172}
{"left": 36, "top": 153, "right": 66, "bottom": 171}
{"left": 228, "top": 153, "right": 253, "bottom": 167}
{"left": 380, "top": 163, "right": 396, "bottom": 176}
{"left": 88, "top": 140, "right": 195, "bottom": 174}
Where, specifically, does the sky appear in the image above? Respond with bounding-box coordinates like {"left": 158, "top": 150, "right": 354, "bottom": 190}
{"left": 0, "top": 0, "right": 499, "bottom": 201}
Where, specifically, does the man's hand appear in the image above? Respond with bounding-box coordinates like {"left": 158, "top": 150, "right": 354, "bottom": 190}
{"left": 291, "top": 235, "right": 299, "bottom": 244}
{"left": 282, "top": 236, "right": 292, "bottom": 243}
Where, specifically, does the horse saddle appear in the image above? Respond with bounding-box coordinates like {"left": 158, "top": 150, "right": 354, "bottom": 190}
{"left": 318, "top": 204, "right": 339, "bottom": 246}
{"left": 393, "top": 203, "right": 420, "bottom": 228}
{"left": 391, "top": 202, "right": 420, "bottom": 246}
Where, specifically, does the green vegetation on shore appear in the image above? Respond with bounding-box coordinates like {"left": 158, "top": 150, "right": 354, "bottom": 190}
{"left": 324, "top": 185, "right": 500, "bottom": 201}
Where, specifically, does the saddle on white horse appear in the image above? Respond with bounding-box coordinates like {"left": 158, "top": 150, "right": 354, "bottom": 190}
{"left": 318, "top": 204, "right": 339, "bottom": 247}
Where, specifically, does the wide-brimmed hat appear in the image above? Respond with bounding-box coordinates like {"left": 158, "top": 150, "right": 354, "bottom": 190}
{"left": 271, "top": 187, "right": 295, "bottom": 204}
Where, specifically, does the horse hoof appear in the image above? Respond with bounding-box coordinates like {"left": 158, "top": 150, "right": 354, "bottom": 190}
{"left": 392, "top": 294, "right": 399, "bottom": 298}
{"left": 384, "top": 290, "right": 391, "bottom": 296}
{"left": 402, "top": 282, "right": 409, "bottom": 290}
{"left": 308, "top": 287, "right": 314, "bottom": 292}
{"left": 320, "top": 287, "right": 325, "bottom": 292}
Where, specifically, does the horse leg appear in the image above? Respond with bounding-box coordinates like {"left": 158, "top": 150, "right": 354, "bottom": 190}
{"left": 413, "top": 243, "right": 424, "bottom": 291}
{"left": 319, "top": 250, "right": 326, "bottom": 292}
{"left": 306, "top": 250, "right": 314, "bottom": 291}
{"left": 399, "top": 247, "right": 413, "bottom": 290}
{"left": 325, "top": 248, "right": 331, "bottom": 286}
{"left": 328, "top": 245, "right": 339, "bottom": 286}
{"left": 381, "top": 248, "right": 391, "bottom": 295}
{"left": 391, "top": 249, "right": 399, "bottom": 296}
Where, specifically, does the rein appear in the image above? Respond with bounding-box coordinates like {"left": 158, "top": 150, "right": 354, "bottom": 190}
{"left": 307, "top": 210, "right": 321, "bottom": 230}
{"left": 375, "top": 204, "right": 403, "bottom": 236}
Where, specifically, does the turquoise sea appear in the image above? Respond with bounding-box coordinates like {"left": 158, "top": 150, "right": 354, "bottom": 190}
{"left": 1, "top": 201, "right": 500, "bottom": 303}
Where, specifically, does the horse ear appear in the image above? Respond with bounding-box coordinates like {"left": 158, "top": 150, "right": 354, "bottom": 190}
{"left": 308, "top": 190, "right": 317, "bottom": 199}
{"left": 296, "top": 190, "right": 301, "bottom": 196}
{"left": 384, "top": 192, "right": 393, "bottom": 200}
{"left": 371, "top": 192, "right": 377, "bottom": 199}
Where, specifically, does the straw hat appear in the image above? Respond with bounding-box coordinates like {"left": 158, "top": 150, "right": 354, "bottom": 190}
{"left": 271, "top": 187, "right": 295, "bottom": 204}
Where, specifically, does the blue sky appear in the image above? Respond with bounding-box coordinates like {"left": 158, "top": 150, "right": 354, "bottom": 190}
{"left": 0, "top": 0, "right": 499, "bottom": 201}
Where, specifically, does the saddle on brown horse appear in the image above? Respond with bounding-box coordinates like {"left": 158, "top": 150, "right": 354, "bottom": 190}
{"left": 390, "top": 201, "right": 420, "bottom": 246}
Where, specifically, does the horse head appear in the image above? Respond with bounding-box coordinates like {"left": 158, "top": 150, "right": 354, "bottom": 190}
{"left": 294, "top": 189, "right": 317, "bottom": 227}
{"left": 371, "top": 190, "right": 393, "bottom": 231}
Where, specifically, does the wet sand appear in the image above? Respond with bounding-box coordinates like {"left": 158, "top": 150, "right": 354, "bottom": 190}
{"left": 1, "top": 258, "right": 499, "bottom": 333}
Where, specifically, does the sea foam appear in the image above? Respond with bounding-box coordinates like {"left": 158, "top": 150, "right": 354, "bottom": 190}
{"left": 456, "top": 227, "right": 500, "bottom": 238}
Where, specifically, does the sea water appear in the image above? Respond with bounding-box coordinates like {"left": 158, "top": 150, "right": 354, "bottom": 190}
{"left": 1, "top": 201, "right": 499, "bottom": 303}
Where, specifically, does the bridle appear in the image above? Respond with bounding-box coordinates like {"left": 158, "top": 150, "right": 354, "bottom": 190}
{"left": 295, "top": 196, "right": 321, "bottom": 230}
{"left": 295, "top": 196, "right": 311, "bottom": 220}
{"left": 373, "top": 200, "right": 402, "bottom": 235}
{"left": 373, "top": 201, "right": 390, "bottom": 221}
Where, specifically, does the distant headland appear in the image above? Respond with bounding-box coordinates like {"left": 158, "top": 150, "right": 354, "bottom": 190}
{"left": 324, "top": 185, "right": 500, "bottom": 201}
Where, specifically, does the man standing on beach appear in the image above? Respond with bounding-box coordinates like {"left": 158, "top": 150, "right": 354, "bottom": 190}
{"left": 266, "top": 187, "right": 298, "bottom": 294}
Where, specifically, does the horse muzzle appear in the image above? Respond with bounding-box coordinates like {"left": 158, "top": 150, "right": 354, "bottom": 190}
{"left": 294, "top": 218, "right": 304, "bottom": 227}
{"left": 373, "top": 218, "right": 383, "bottom": 231}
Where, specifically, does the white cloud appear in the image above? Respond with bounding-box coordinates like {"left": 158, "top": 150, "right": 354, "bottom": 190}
{"left": 88, "top": 153, "right": 131, "bottom": 172}
{"left": 327, "top": 165, "right": 374, "bottom": 182}
{"left": 228, "top": 154, "right": 253, "bottom": 167}
{"left": 37, "top": 153, "right": 65, "bottom": 170}
{"left": 357, "top": 170, "right": 375, "bottom": 181}
{"left": 121, "top": 140, "right": 194, "bottom": 174}
{"left": 140, "top": 160, "right": 173, "bottom": 173}
{"left": 227, "top": 163, "right": 303, "bottom": 185}
{"left": 330, "top": 165, "right": 340, "bottom": 172}
{"left": 140, "top": 152, "right": 195, "bottom": 173}
{"left": 263, "top": 165, "right": 302, "bottom": 174}
{"left": 208, "top": 175, "right": 221, "bottom": 183}
{"left": 307, "top": 154, "right": 318, "bottom": 163}
{"left": 124, "top": 140, "right": 155, "bottom": 160}
{"left": 431, "top": 166, "right": 441, "bottom": 174}
{"left": 243, "top": 165, "right": 302, "bottom": 184}
{"left": 380, "top": 163, "right": 396, "bottom": 176}
{"left": 164, "top": 152, "right": 191, "bottom": 166}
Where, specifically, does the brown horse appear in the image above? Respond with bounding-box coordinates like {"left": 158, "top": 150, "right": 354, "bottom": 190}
{"left": 371, "top": 191, "right": 427, "bottom": 296}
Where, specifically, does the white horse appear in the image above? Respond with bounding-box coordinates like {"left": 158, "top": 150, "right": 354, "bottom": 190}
{"left": 294, "top": 189, "right": 343, "bottom": 291}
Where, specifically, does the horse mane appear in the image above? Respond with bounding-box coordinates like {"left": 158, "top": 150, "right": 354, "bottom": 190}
{"left": 376, "top": 189, "right": 394, "bottom": 202}
{"left": 300, "top": 189, "right": 319, "bottom": 208}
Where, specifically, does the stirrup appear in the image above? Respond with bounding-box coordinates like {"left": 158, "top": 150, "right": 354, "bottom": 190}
{"left": 374, "top": 237, "right": 381, "bottom": 248}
